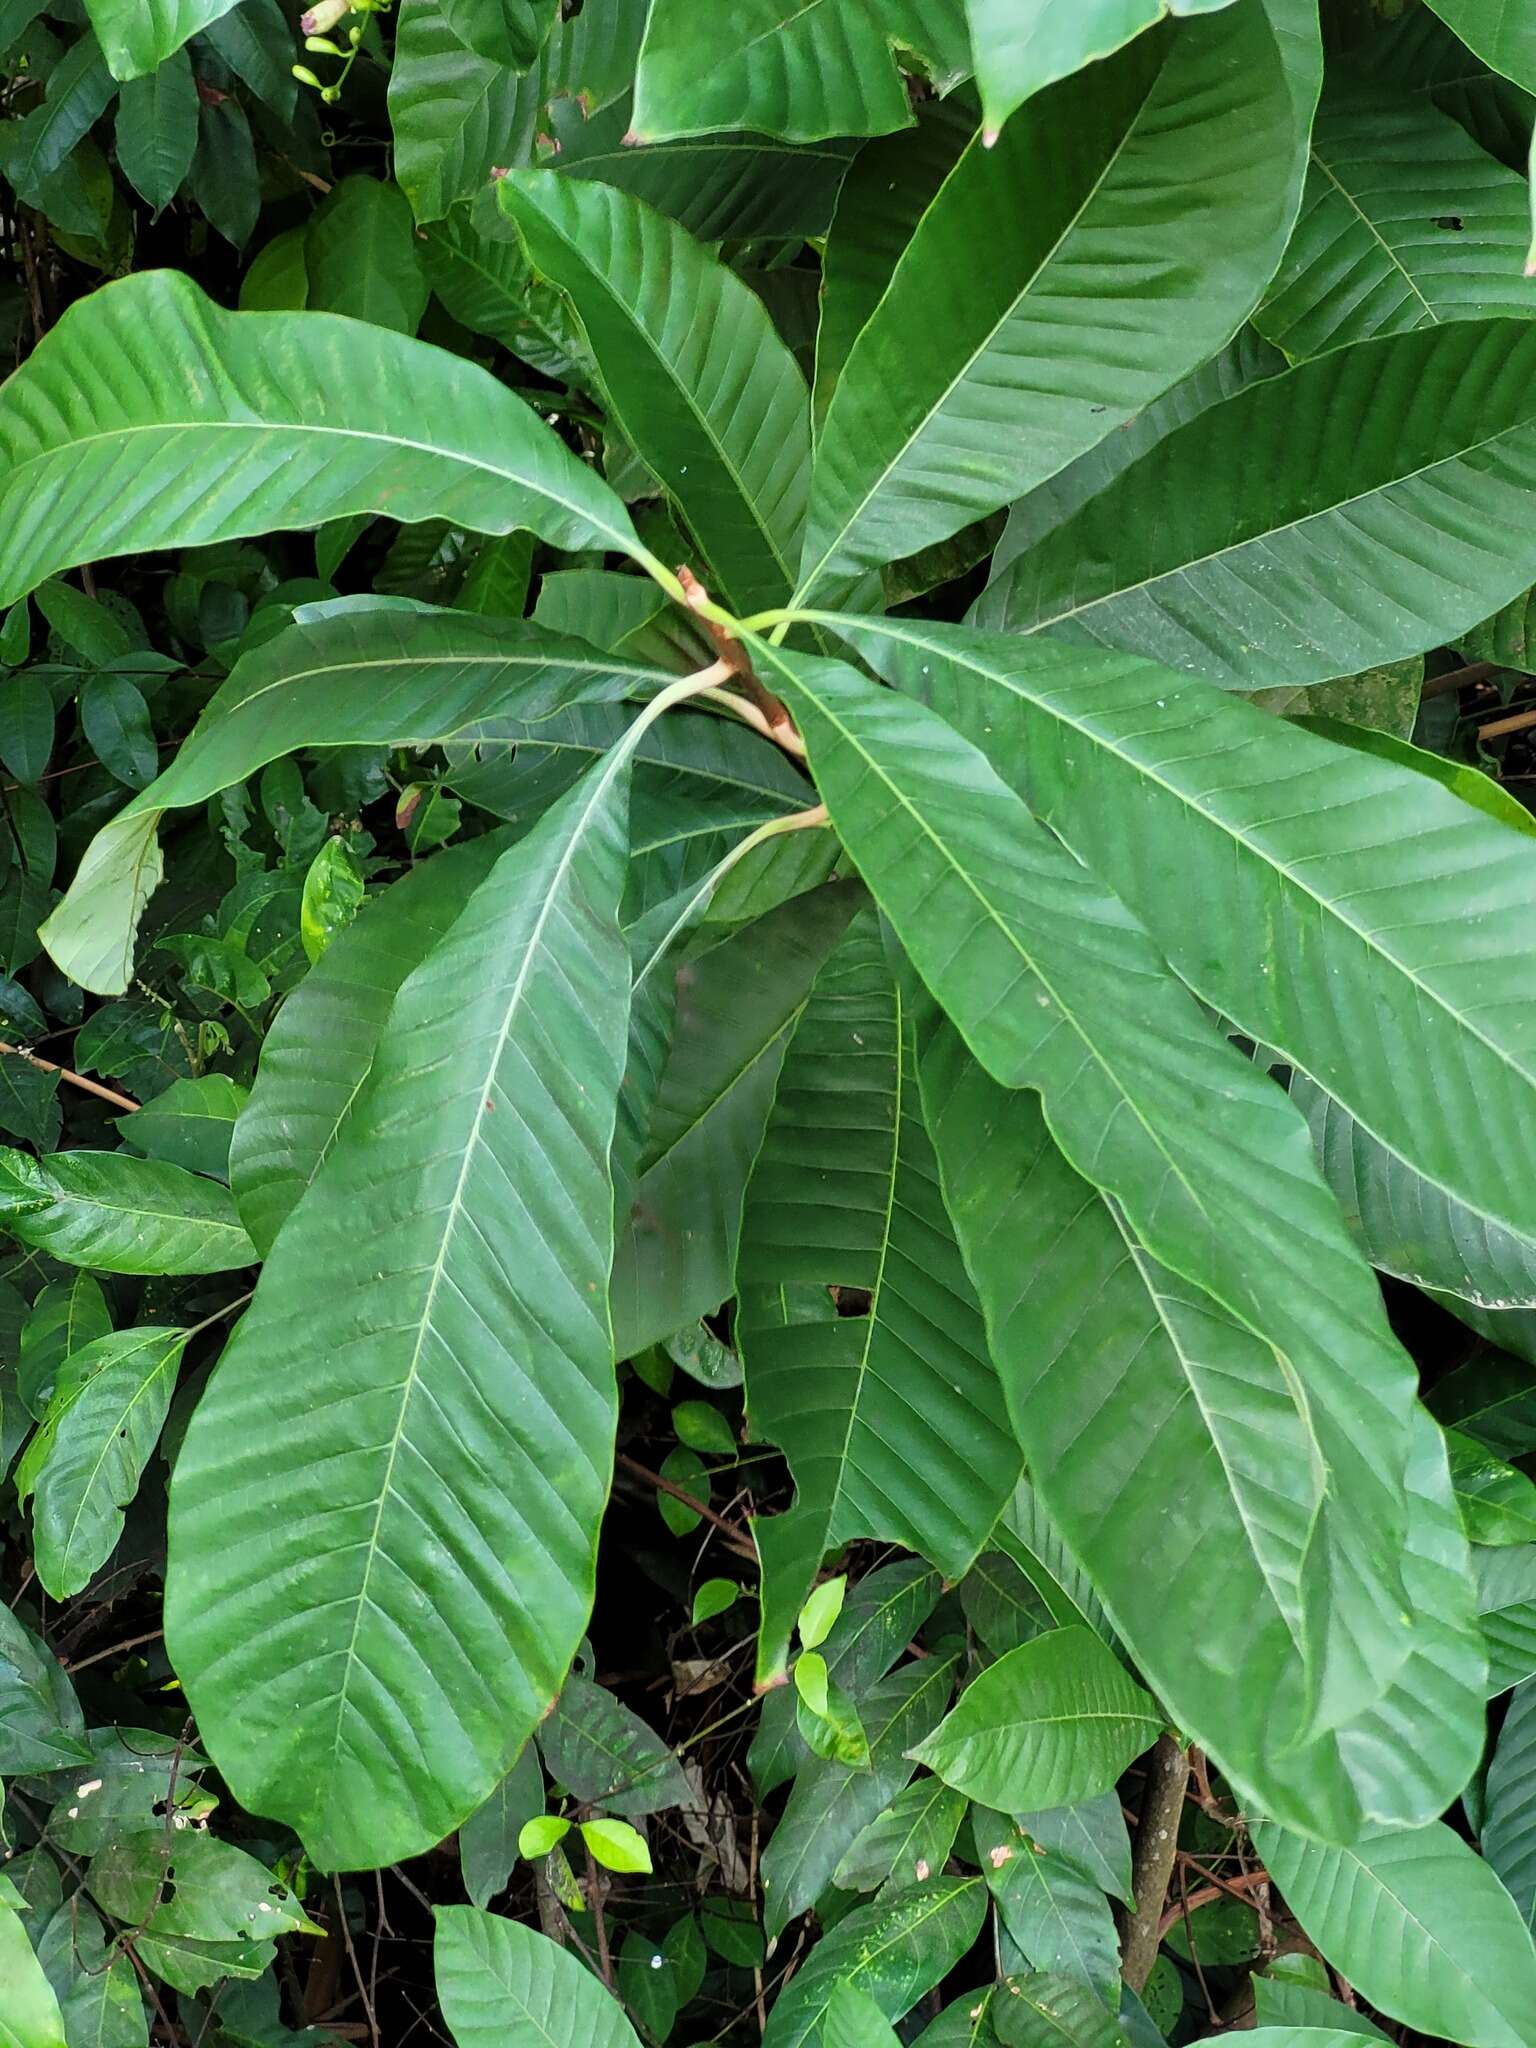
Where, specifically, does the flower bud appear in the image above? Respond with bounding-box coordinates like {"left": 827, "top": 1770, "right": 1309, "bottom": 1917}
{"left": 290, "top": 62, "right": 323, "bottom": 88}
{"left": 300, "top": 0, "right": 351, "bottom": 34}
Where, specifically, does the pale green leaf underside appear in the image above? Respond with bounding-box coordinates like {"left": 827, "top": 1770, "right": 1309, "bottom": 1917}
{"left": 166, "top": 748, "right": 637, "bottom": 1870}
{"left": 84, "top": 0, "right": 238, "bottom": 79}
{"left": 0, "top": 271, "right": 644, "bottom": 616}
{"left": 964, "top": 0, "right": 1240, "bottom": 135}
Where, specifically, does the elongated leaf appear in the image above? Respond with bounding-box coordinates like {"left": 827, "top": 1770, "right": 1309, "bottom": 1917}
{"left": 761, "top": 1877, "right": 986, "bottom": 2048}
{"left": 913, "top": 1629, "right": 1160, "bottom": 1813}
{"left": 1254, "top": 1817, "right": 1536, "bottom": 2046}
{"left": 0, "top": 1904, "right": 66, "bottom": 2048}
{"left": 84, "top": 0, "right": 238, "bottom": 77}
{"left": 21, "top": 1327, "right": 185, "bottom": 1599}
{"left": 918, "top": 1016, "right": 1483, "bottom": 1837}
{"left": 965, "top": 0, "right": 1241, "bottom": 134}
{"left": 796, "top": 0, "right": 1309, "bottom": 599}
{"left": 975, "top": 1807, "right": 1120, "bottom": 2006}
{"left": 0, "top": 1605, "right": 90, "bottom": 1774}
{"left": 538, "top": 1673, "right": 690, "bottom": 1817}
{"left": 831, "top": 615, "right": 1536, "bottom": 1296}
{"left": 1, "top": 31, "right": 115, "bottom": 199}
{"left": 1449, "top": 1432, "right": 1536, "bottom": 1544}
{"left": 435, "top": 1906, "right": 640, "bottom": 2048}
{"left": 305, "top": 176, "right": 429, "bottom": 337}
{"left": 166, "top": 729, "right": 645, "bottom": 1869}
{"left": 420, "top": 204, "right": 593, "bottom": 385}
{"left": 611, "top": 880, "right": 860, "bottom": 1360}
{"left": 460, "top": 1746, "right": 543, "bottom": 1910}
{"left": 1017, "top": 1795, "right": 1134, "bottom": 1909}
{"left": 1256, "top": 72, "right": 1536, "bottom": 359}
{"left": 114, "top": 46, "right": 197, "bottom": 211}
{"left": 500, "top": 173, "right": 810, "bottom": 615}
{"left": 736, "top": 916, "right": 1019, "bottom": 1682}
{"left": 979, "top": 317, "right": 1536, "bottom": 688}
{"left": 834, "top": 1778, "right": 968, "bottom": 1893}
{"left": 992, "top": 1975, "right": 1132, "bottom": 2048}
{"left": 632, "top": 0, "right": 970, "bottom": 145}
{"left": 44, "top": 607, "right": 669, "bottom": 994}
{"left": 0, "top": 1149, "right": 253, "bottom": 1274}
{"left": 1485, "top": 1677, "right": 1536, "bottom": 1929}
{"left": 762, "top": 639, "right": 1455, "bottom": 1750}
{"left": 1424, "top": 1, "right": 1536, "bottom": 95}
{"left": 825, "top": 1985, "right": 902, "bottom": 2048}
{"left": 0, "top": 271, "right": 645, "bottom": 617}
{"left": 1480, "top": 1545, "right": 1536, "bottom": 1693}
{"left": 763, "top": 1654, "right": 957, "bottom": 1938}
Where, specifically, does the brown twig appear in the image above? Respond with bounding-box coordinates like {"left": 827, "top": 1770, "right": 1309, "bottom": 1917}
{"left": 62, "top": 1626, "right": 164, "bottom": 1675}
{"left": 1120, "top": 1734, "right": 1190, "bottom": 1991}
{"left": 1422, "top": 659, "right": 1502, "bottom": 700}
{"left": 615, "top": 1452, "right": 758, "bottom": 1563}
{"left": 678, "top": 567, "right": 802, "bottom": 746}
{"left": 1476, "top": 703, "right": 1536, "bottom": 741}
{"left": 0, "top": 1040, "right": 140, "bottom": 1113}
{"left": 335, "top": 1875, "right": 381, "bottom": 2048}
{"left": 584, "top": 1839, "right": 615, "bottom": 1990}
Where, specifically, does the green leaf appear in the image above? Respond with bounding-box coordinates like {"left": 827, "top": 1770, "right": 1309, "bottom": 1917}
{"left": 45, "top": 605, "right": 668, "bottom": 995}
{"left": 300, "top": 835, "right": 364, "bottom": 965}
{"left": 80, "top": 673, "right": 157, "bottom": 789}
{"left": 1449, "top": 1432, "right": 1536, "bottom": 1545}
{"left": 0, "top": 1148, "right": 254, "bottom": 1273}
{"left": 977, "top": 1807, "right": 1119, "bottom": 2008}
{"left": 1017, "top": 1795, "right": 1135, "bottom": 1910}
{"left": 117, "top": 1074, "right": 247, "bottom": 1181}
{"left": 21, "top": 1326, "right": 186, "bottom": 1599}
{"left": 1479, "top": 1544, "right": 1536, "bottom": 1693}
{"left": 796, "top": 0, "right": 1310, "bottom": 599}
{"left": 422, "top": 204, "right": 593, "bottom": 383}
{"left": 41, "top": 1725, "right": 213, "bottom": 1854}
{"left": 231, "top": 836, "right": 511, "bottom": 1257}
{"left": 671, "top": 1399, "right": 734, "bottom": 1456}
{"left": 579, "top": 1817, "right": 652, "bottom": 1874}
{"left": 1253, "top": 1816, "right": 1536, "bottom": 2046}
{"left": 86, "top": 1831, "right": 317, "bottom": 1941}
{"left": 441, "top": 0, "right": 558, "bottom": 67}
{"left": 305, "top": 176, "right": 430, "bottom": 337}
{"left": 0, "top": 1903, "right": 67, "bottom": 2048}
{"left": 763, "top": 638, "right": 1454, "bottom": 1753}
{"left": 0, "top": 673, "right": 53, "bottom": 785}
{"left": 799, "top": 1576, "right": 847, "bottom": 1653}
{"left": 913, "top": 1629, "right": 1159, "bottom": 1812}
{"left": 965, "top": 0, "right": 1240, "bottom": 136}
{"left": 979, "top": 317, "right": 1536, "bottom": 688}
{"left": 764, "top": 1656, "right": 958, "bottom": 1939}
{"left": 0, "top": 1605, "right": 90, "bottom": 1774}
{"left": 691, "top": 1578, "right": 739, "bottom": 1626}
{"left": 434, "top": 1906, "right": 642, "bottom": 2048}
{"left": 461, "top": 1747, "right": 544, "bottom": 1908}
{"left": 1256, "top": 71, "right": 1536, "bottom": 359}
{"left": 198, "top": 0, "right": 296, "bottom": 116}
{"left": 83, "top": 0, "right": 239, "bottom": 78}
{"left": 736, "top": 916, "right": 1019, "bottom": 1682}
{"left": 538, "top": 1672, "right": 691, "bottom": 1817}
{"left": 760, "top": 1877, "right": 986, "bottom": 2048}
{"left": 1250, "top": 1981, "right": 1389, "bottom": 2039}
{"left": 618, "top": 1929, "right": 676, "bottom": 2043}
{"left": 1423, "top": 1, "right": 1536, "bottom": 95}
{"left": 0, "top": 270, "right": 646, "bottom": 615}
{"left": 1484, "top": 1676, "right": 1536, "bottom": 1930}
{"left": 0, "top": 30, "right": 115, "bottom": 202}
{"left": 18, "top": 1273, "right": 112, "bottom": 1419}
{"left": 499, "top": 172, "right": 810, "bottom": 615}
{"left": 517, "top": 1814, "right": 571, "bottom": 1859}
{"left": 824, "top": 1983, "right": 902, "bottom": 2048}
{"left": 0, "top": 1054, "right": 59, "bottom": 1151}
{"left": 165, "top": 728, "right": 644, "bottom": 1869}
{"left": 833, "top": 1777, "right": 968, "bottom": 1894}
{"left": 114, "top": 45, "right": 197, "bottom": 211}
{"left": 991, "top": 1975, "right": 1131, "bottom": 2048}
{"left": 632, "top": 0, "right": 970, "bottom": 144}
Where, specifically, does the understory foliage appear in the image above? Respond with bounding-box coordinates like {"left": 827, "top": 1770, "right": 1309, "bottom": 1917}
{"left": 14, "top": 0, "right": 1536, "bottom": 2042}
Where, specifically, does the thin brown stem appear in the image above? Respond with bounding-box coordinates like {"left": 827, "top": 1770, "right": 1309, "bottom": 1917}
{"left": 335, "top": 1876, "right": 381, "bottom": 2048}
{"left": 0, "top": 1040, "right": 140, "bottom": 1113}
{"left": 584, "top": 1839, "right": 614, "bottom": 1990}
{"left": 615, "top": 1452, "right": 758, "bottom": 1562}
{"left": 1477, "top": 703, "right": 1536, "bottom": 741}
{"left": 62, "top": 1626, "right": 164, "bottom": 1675}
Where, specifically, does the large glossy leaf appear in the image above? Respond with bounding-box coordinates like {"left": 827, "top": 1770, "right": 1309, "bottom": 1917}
{"left": 978, "top": 317, "right": 1536, "bottom": 689}
{"left": 795, "top": 0, "right": 1309, "bottom": 600}
{"left": 736, "top": 915, "right": 1019, "bottom": 1682}
{"left": 19, "top": 1327, "right": 186, "bottom": 1599}
{"left": 632, "top": 0, "right": 970, "bottom": 145}
{"left": 499, "top": 172, "right": 810, "bottom": 614}
{"left": 231, "top": 837, "right": 509, "bottom": 1259}
{"left": 434, "top": 1907, "right": 641, "bottom": 2048}
{"left": 1485, "top": 1676, "right": 1536, "bottom": 1929}
{"left": 0, "top": 1149, "right": 253, "bottom": 1274}
{"left": 1424, "top": 1, "right": 1536, "bottom": 95}
{"left": 759, "top": 1877, "right": 986, "bottom": 2048}
{"left": 1254, "top": 1817, "right": 1536, "bottom": 2047}
{"left": 830, "top": 616, "right": 1536, "bottom": 1279}
{"left": 0, "top": 271, "right": 646, "bottom": 616}
{"left": 166, "top": 720, "right": 647, "bottom": 1870}
{"left": 761, "top": 639, "right": 1451, "bottom": 1747}
{"left": 762, "top": 1654, "right": 957, "bottom": 1937}
{"left": 611, "top": 881, "right": 860, "bottom": 1361}
{"left": 83, "top": 0, "right": 237, "bottom": 78}
{"left": 913, "top": 1630, "right": 1160, "bottom": 1813}
{"left": 964, "top": 0, "right": 1240, "bottom": 136}
{"left": 42, "top": 606, "right": 670, "bottom": 995}
{"left": 918, "top": 1025, "right": 1483, "bottom": 1837}
{"left": 1256, "top": 72, "right": 1536, "bottom": 360}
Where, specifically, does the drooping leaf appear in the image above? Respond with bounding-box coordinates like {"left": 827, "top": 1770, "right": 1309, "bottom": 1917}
{"left": 1254, "top": 1816, "right": 1536, "bottom": 2046}
{"left": 1485, "top": 1676, "right": 1536, "bottom": 1930}
{"left": 760, "top": 1878, "right": 986, "bottom": 2048}
{"left": 19, "top": 1326, "right": 186, "bottom": 1599}
{"left": 114, "top": 45, "right": 198, "bottom": 211}
{"left": 499, "top": 172, "right": 811, "bottom": 615}
{"left": 761, "top": 638, "right": 1458, "bottom": 1757}
{"left": 795, "top": 0, "right": 1310, "bottom": 599}
{"left": 977, "top": 317, "right": 1536, "bottom": 688}
{"left": 964, "top": 0, "right": 1241, "bottom": 136}
{"left": 736, "top": 916, "right": 1019, "bottom": 1682}
{"left": 44, "top": 606, "right": 670, "bottom": 994}
{"left": 1448, "top": 1432, "right": 1536, "bottom": 1545}
{"left": 1255, "top": 71, "right": 1536, "bottom": 360}
{"left": 0, "top": 30, "right": 115, "bottom": 202}
{"left": 166, "top": 725, "right": 645, "bottom": 1870}
{"left": 83, "top": 0, "right": 239, "bottom": 79}
{"left": 0, "top": 270, "right": 646, "bottom": 616}
{"left": 460, "top": 1747, "right": 544, "bottom": 1911}
{"left": 434, "top": 1906, "right": 641, "bottom": 2048}
{"left": 18, "top": 1273, "right": 112, "bottom": 1420}
{"left": 991, "top": 1974, "right": 1132, "bottom": 2048}
{"left": 0, "top": 1148, "right": 254, "bottom": 1274}
{"left": 632, "top": 0, "right": 970, "bottom": 145}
